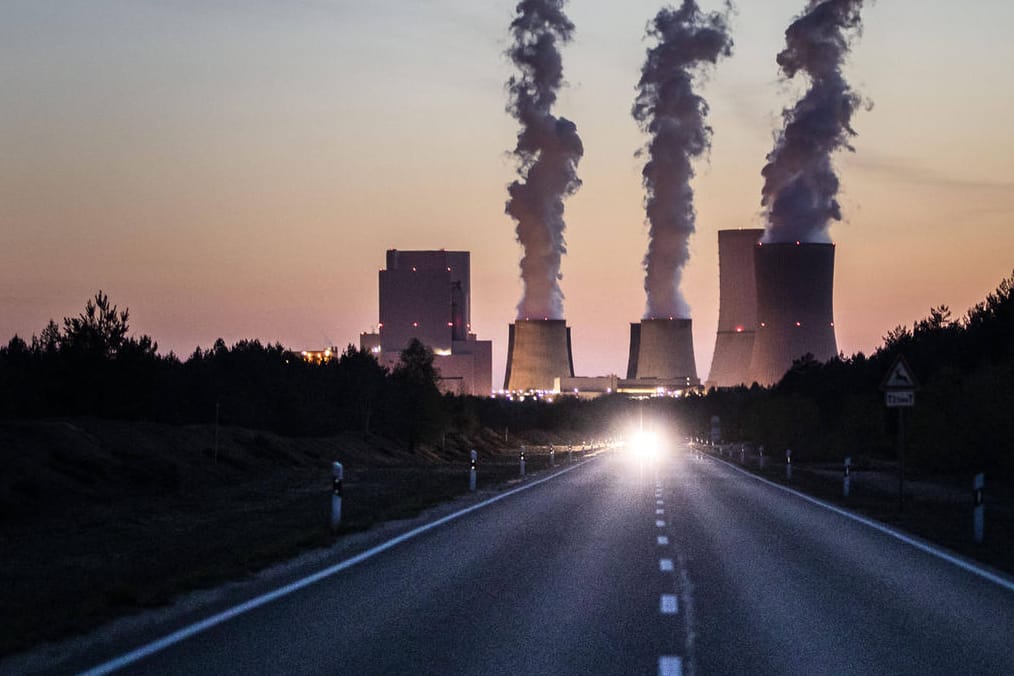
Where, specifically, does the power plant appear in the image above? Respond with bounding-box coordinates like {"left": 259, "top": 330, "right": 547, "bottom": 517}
{"left": 707, "top": 229, "right": 763, "bottom": 388}
{"left": 746, "top": 242, "right": 838, "bottom": 387}
{"left": 504, "top": 319, "right": 575, "bottom": 393}
{"left": 360, "top": 250, "right": 492, "bottom": 396}
{"left": 626, "top": 318, "right": 699, "bottom": 387}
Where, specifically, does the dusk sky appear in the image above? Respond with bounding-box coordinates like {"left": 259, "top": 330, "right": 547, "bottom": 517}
{"left": 3, "top": 1, "right": 1013, "bottom": 385}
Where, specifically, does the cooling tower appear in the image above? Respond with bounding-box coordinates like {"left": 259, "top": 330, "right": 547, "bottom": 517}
{"left": 747, "top": 242, "right": 837, "bottom": 387}
{"left": 504, "top": 319, "right": 575, "bottom": 392}
{"left": 707, "top": 229, "right": 764, "bottom": 387}
{"left": 626, "top": 318, "right": 699, "bottom": 382}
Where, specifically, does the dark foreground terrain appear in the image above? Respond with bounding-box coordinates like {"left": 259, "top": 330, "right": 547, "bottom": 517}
{"left": 0, "top": 418, "right": 574, "bottom": 656}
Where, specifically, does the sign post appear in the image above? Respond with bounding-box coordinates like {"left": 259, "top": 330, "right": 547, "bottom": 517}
{"left": 880, "top": 355, "right": 918, "bottom": 513}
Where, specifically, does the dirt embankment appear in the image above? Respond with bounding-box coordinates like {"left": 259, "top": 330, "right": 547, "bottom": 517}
{"left": 0, "top": 418, "right": 580, "bottom": 657}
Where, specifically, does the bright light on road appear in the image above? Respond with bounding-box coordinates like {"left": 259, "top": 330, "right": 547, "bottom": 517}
{"left": 631, "top": 430, "right": 659, "bottom": 461}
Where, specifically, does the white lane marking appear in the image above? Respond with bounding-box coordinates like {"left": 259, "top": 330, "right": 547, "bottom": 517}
{"left": 659, "top": 656, "right": 683, "bottom": 676}
{"left": 655, "top": 520, "right": 666, "bottom": 528}
{"left": 657, "top": 535, "right": 669, "bottom": 546}
{"left": 78, "top": 461, "right": 593, "bottom": 676}
{"left": 712, "top": 456, "right": 1014, "bottom": 594}
{"left": 656, "top": 499, "right": 664, "bottom": 505}
{"left": 656, "top": 508, "right": 664, "bottom": 515}
{"left": 659, "top": 558, "right": 674, "bottom": 572}
{"left": 660, "top": 594, "right": 679, "bottom": 614}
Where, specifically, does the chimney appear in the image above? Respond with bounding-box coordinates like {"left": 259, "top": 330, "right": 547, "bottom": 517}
{"left": 707, "top": 228, "right": 763, "bottom": 387}
{"left": 504, "top": 319, "right": 575, "bottom": 392}
{"left": 626, "top": 318, "right": 698, "bottom": 383}
{"left": 747, "top": 242, "right": 837, "bottom": 386}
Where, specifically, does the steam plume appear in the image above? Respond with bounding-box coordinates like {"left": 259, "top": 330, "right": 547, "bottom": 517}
{"left": 634, "top": 1, "right": 733, "bottom": 320}
{"left": 505, "top": 0, "right": 584, "bottom": 320}
{"left": 761, "top": 0, "right": 866, "bottom": 243}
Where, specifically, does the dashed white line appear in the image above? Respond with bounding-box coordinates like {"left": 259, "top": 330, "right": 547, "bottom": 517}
{"left": 657, "top": 535, "right": 669, "bottom": 546}
{"left": 655, "top": 520, "right": 666, "bottom": 528}
{"left": 660, "top": 594, "right": 679, "bottom": 614}
{"left": 659, "top": 656, "right": 683, "bottom": 676}
{"left": 656, "top": 508, "right": 664, "bottom": 515}
{"left": 659, "top": 558, "right": 674, "bottom": 572}
{"left": 656, "top": 499, "right": 664, "bottom": 505}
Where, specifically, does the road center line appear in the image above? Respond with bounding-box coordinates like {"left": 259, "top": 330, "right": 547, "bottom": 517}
{"left": 78, "top": 460, "right": 593, "bottom": 676}
{"left": 659, "top": 558, "right": 674, "bottom": 572}
{"left": 655, "top": 520, "right": 666, "bottom": 527}
{"left": 660, "top": 594, "right": 678, "bottom": 614}
{"left": 710, "top": 455, "right": 1014, "bottom": 593}
{"left": 656, "top": 508, "right": 664, "bottom": 515}
{"left": 657, "top": 535, "right": 669, "bottom": 546}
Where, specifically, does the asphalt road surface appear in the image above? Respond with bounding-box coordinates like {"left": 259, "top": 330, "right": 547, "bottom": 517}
{"left": 59, "top": 447, "right": 1014, "bottom": 674}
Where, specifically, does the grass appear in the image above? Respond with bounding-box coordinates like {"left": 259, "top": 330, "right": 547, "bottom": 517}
{"left": 701, "top": 444, "right": 1014, "bottom": 576}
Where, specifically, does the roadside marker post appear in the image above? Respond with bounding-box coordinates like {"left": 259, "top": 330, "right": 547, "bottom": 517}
{"left": 741, "top": 446, "right": 746, "bottom": 464}
{"left": 520, "top": 446, "right": 526, "bottom": 478}
{"left": 550, "top": 445, "right": 555, "bottom": 468}
{"left": 786, "top": 449, "right": 792, "bottom": 481}
{"left": 568, "top": 446, "right": 573, "bottom": 464}
{"left": 973, "top": 473, "right": 985, "bottom": 544}
{"left": 844, "top": 456, "right": 852, "bottom": 498}
{"left": 759, "top": 445, "right": 765, "bottom": 470}
{"left": 469, "top": 450, "right": 477, "bottom": 492}
{"left": 330, "top": 462, "right": 344, "bottom": 531}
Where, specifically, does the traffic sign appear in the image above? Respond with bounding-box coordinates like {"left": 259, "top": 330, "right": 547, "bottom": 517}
{"left": 885, "top": 390, "right": 914, "bottom": 407}
{"left": 880, "top": 355, "right": 919, "bottom": 391}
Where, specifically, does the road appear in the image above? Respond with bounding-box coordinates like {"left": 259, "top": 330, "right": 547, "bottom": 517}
{"left": 59, "top": 447, "right": 1014, "bottom": 674}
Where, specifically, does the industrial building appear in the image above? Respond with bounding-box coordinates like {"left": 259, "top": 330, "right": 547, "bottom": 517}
{"left": 360, "top": 249, "right": 492, "bottom": 396}
{"left": 625, "top": 318, "right": 700, "bottom": 390}
{"left": 746, "top": 241, "right": 838, "bottom": 386}
{"left": 707, "top": 229, "right": 763, "bottom": 388}
{"left": 504, "top": 319, "right": 575, "bottom": 393}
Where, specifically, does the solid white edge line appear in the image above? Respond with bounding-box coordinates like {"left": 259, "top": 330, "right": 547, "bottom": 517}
{"left": 710, "top": 455, "right": 1014, "bottom": 593}
{"left": 658, "top": 655, "right": 683, "bottom": 676}
{"left": 78, "top": 459, "right": 593, "bottom": 676}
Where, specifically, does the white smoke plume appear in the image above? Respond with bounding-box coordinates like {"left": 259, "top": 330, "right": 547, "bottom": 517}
{"left": 761, "top": 0, "right": 866, "bottom": 243}
{"left": 634, "top": 1, "right": 733, "bottom": 320}
{"left": 505, "top": 0, "right": 584, "bottom": 321}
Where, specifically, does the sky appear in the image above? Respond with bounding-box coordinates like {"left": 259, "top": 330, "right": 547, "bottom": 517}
{"left": 2, "top": 0, "right": 1014, "bottom": 386}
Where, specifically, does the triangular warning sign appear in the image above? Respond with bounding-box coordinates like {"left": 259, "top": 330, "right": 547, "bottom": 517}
{"left": 881, "top": 355, "right": 919, "bottom": 390}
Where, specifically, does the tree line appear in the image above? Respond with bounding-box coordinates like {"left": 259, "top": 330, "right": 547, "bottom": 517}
{"left": 684, "top": 271, "right": 1014, "bottom": 479}
{"left": 2, "top": 271, "right": 1012, "bottom": 477}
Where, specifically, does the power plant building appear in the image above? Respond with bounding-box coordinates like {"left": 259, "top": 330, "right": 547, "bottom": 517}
{"left": 746, "top": 241, "right": 838, "bottom": 387}
{"left": 361, "top": 249, "right": 492, "bottom": 396}
{"left": 707, "top": 229, "right": 763, "bottom": 388}
{"left": 504, "top": 319, "right": 575, "bottom": 393}
{"left": 624, "top": 318, "right": 700, "bottom": 393}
